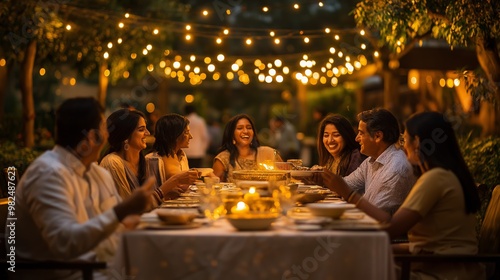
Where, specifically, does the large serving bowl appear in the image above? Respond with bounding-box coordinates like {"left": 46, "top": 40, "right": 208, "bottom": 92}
{"left": 155, "top": 209, "right": 197, "bottom": 225}
{"left": 232, "top": 170, "right": 290, "bottom": 189}
{"left": 226, "top": 213, "right": 279, "bottom": 231}
{"left": 306, "top": 203, "right": 356, "bottom": 219}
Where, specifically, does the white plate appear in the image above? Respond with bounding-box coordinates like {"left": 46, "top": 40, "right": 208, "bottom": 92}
{"left": 141, "top": 222, "right": 202, "bottom": 230}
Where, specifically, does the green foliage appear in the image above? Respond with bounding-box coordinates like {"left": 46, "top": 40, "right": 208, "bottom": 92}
{"left": 459, "top": 135, "right": 500, "bottom": 232}
{"left": 0, "top": 141, "right": 43, "bottom": 178}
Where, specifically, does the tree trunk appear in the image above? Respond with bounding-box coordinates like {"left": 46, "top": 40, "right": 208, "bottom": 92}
{"left": 20, "top": 40, "right": 36, "bottom": 148}
{"left": 476, "top": 34, "right": 500, "bottom": 135}
{"left": 97, "top": 62, "right": 108, "bottom": 108}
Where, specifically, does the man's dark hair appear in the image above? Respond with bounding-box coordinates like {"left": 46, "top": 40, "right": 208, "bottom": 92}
{"left": 55, "top": 97, "right": 103, "bottom": 149}
{"left": 357, "top": 108, "right": 400, "bottom": 144}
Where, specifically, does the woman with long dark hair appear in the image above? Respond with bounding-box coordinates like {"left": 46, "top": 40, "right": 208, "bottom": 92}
{"left": 317, "top": 114, "right": 366, "bottom": 176}
{"left": 213, "top": 114, "right": 283, "bottom": 182}
{"left": 100, "top": 109, "right": 197, "bottom": 209}
{"left": 322, "top": 111, "right": 484, "bottom": 279}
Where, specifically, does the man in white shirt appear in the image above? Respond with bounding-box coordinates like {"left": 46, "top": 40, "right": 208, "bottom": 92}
{"left": 342, "top": 108, "right": 416, "bottom": 214}
{"left": 183, "top": 104, "right": 210, "bottom": 168}
{"left": 12, "top": 97, "right": 154, "bottom": 279}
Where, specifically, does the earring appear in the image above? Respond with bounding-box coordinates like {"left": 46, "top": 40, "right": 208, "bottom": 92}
{"left": 124, "top": 140, "right": 130, "bottom": 151}
{"left": 232, "top": 139, "right": 236, "bottom": 145}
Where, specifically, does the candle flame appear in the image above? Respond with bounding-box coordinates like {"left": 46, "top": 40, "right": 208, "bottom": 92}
{"left": 236, "top": 201, "right": 247, "bottom": 210}
{"left": 249, "top": 187, "right": 256, "bottom": 194}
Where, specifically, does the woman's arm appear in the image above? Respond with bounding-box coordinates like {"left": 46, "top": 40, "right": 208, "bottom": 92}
{"left": 212, "top": 158, "right": 226, "bottom": 182}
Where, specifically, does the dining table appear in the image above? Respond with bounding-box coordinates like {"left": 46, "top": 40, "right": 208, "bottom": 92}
{"left": 112, "top": 203, "right": 397, "bottom": 280}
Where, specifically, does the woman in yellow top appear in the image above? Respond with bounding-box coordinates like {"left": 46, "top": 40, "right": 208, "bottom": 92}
{"left": 322, "top": 111, "right": 484, "bottom": 280}
{"left": 213, "top": 114, "right": 283, "bottom": 182}
{"left": 145, "top": 113, "right": 199, "bottom": 187}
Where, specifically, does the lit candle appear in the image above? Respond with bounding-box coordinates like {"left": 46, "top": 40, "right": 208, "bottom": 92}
{"left": 231, "top": 201, "right": 249, "bottom": 216}
{"left": 244, "top": 187, "right": 261, "bottom": 202}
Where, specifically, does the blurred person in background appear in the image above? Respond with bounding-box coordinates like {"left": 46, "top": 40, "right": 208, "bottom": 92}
{"left": 183, "top": 104, "right": 210, "bottom": 168}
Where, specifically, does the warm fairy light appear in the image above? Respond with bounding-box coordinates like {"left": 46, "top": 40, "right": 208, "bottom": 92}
{"left": 274, "top": 38, "right": 280, "bottom": 44}
{"left": 146, "top": 103, "right": 155, "bottom": 113}
{"left": 338, "top": 51, "right": 343, "bottom": 58}
{"left": 274, "top": 59, "right": 282, "bottom": 67}
{"left": 299, "top": 60, "right": 307, "bottom": 68}
{"left": 374, "top": 51, "right": 380, "bottom": 57}
{"left": 231, "top": 64, "right": 239, "bottom": 71}
{"left": 117, "top": 38, "right": 122, "bottom": 44}
{"left": 439, "top": 78, "right": 446, "bottom": 87}
{"left": 245, "top": 38, "right": 252, "bottom": 45}
{"left": 283, "top": 67, "right": 290, "bottom": 74}
{"left": 361, "top": 44, "right": 366, "bottom": 49}
{"left": 447, "top": 79, "right": 454, "bottom": 88}
{"left": 147, "top": 64, "right": 154, "bottom": 72}
{"left": 65, "top": 25, "right": 71, "bottom": 31}
{"left": 118, "top": 22, "right": 124, "bottom": 28}
{"left": 146, "top": 44, "right": 152, "bottom": 50}
{"left": 124, "top": 13, "right": 130, "bottom": 18}
{"left": 186, "top": 25, "right": 191, "bottom": 31}
{"left": 265, "top": 76, "right": 273, "bottom": 83}
{"left": 345, "top": 56, "right": 350, "bottom": 62}
{"left": 216, "top": 38, "right": 222, "bottom": 44}
{"left": 164, "top": 67, "right": 171, "bottom": 75}
{"left": 305, "top": 69, "right": 312, "bottom": 76}
{"left": 39, "top": 68, "right": 45, "bottom": 76}
{"left": 360, "top": 29, "right": 365, "bottom": 36}
{"left": 276, "top": 75, "right": 284, "bottom": 83}
{"left": 325, "top": 28, "right": 330, "bottom": 33}
{"left": 190, "top": 55, "right": 196, "bottom": 62}
{"left": 184, "top": 64, "right": 191, "bottom": 71}
{"left": 267, "top": 63, "right": 273, "bottom": 68}
{"left": 269, "top": 69, "right": 276, "bottom": 76}
{"left": 131, "top": 53, "right": 137, "bottom": 59}
{"left": 334, "top": 35, "right": 340, "bottom": 40}
{"left": 173, "top": 61, "right": 181, "bottom": 69}
{"left": 303, "top": 54, "right": 308, "bottom": 60}
{"left": 204, "top": 57, "right": 211, "bottom": 64}
{"left": 258, "top": 73, "right": 265, "bottom": 82}
{"left": 254, "top": 69, "right": 260, "bottom": 74}
{"left": 153, "top": 29, "right": 159, "bottom": 35}
{"left": 142, "top": 49, "right": 148, "bottom": 55}
{"left": 304, "top": 37, "right": 310, "bottom": 43}
{"left": 454, "top": 78, "right": 460, "bottom": 87}
{"left": 185, "top": 34, "right": 192, "bottom": 40}
{"left": 331, "top": 77, "right": 338, "bottom": 86}
{"left": 202, "top": 10, "right": 208, "bottom": 16}
{"left": 295, "top": 72, "right": 303, "bottom": 80}
{"left": 178, "top": 75, "right": 185, "bottom": 83}
{"left": 319, "top": 2, "right": 324, "bottom": 7}
{"left": 301, "top": 76, "right": 308, "bottom": 84}
{"left": 320, "top": 76, "right": 327, "bottom": 84}
{"left": 103, "top": 52, "right": 109, "bottom": 59}
{"left": 269, "top": 31, "right": 275, "bottom": 37}
{"left": 254, "top": 59, "right": 262, "bottom": 67}
{"left": 69, "top": 78, "right": 76, "bottom": 86}
{"left": 104, "top": 69, "right": 110, "bottom": 77}
{"left": 293, "top": 4, "right": 300, "bottom": 9}
{"left": 213, "top": 72, "right": 220, "bottom": 80}
{"left": 262, "top": 6, "right": 269, "bottom": 12}
{"left": 107, "top": 42, "right": 113, "bottom": 49}
{"left": 123, "top": 71, "right": 130, "bottom": 78}
{"left": 226, "top": 9, "right": 231, "bottom": 15}
{"left": 217, "top": 54, "right": 225, "bottom": 61}
{"left": 185, "top": 94, "right": 194, "bottom": 103}
{"left": 194, "top": 67, "right": 200, "bottom": 74}
{"left": 208, "top": 64, "right": 215, "bottom": 72}
{"left": 236, "top": 59, "right": 243, "bottom": 66}
{"left": 226, "top": 72, "right": 234, "bottom": 80}
{"left": 223, "top": 29, "right": 229, "bottom": 35}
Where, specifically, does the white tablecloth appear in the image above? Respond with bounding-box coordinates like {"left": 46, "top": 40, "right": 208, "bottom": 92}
{"left": 112, "top": 217, "right": 396, "bottom": 280}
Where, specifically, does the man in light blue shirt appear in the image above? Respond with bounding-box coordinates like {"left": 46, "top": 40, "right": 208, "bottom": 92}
{"left": 343, "top": 108, "right": 415, "bottom": 214}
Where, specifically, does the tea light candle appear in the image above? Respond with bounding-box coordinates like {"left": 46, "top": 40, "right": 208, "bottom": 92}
{"left": 231, "top": 201, "right": 249, "bottom": 215}
{"left": 244, "top": 187, "right": 261, "bottom": 202}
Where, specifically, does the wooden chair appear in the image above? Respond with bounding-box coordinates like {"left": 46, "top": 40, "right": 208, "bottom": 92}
{"left": 394, "top": 185, "right": 500, "bottom": 280}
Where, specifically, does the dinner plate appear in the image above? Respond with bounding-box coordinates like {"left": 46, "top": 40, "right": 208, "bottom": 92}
{"left": 160, "top": 203, "right": 200, "bottom": 208}
{"left": 141, "top": 222, "right": 203, "bottom": 230}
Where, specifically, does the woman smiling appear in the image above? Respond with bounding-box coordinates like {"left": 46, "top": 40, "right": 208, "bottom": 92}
{"left": 213, "top": 114, "right": 283, "bottom": 182}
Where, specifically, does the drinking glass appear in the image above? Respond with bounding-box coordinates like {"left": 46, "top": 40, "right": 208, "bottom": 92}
{"left": 198, "top": 185, "right": 226, "bottom": 226}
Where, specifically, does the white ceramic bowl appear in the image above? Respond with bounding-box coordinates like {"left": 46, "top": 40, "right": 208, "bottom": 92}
{"left": 306, "top": 203, "right": 355, "bottom": 219}
{"left": 226, "top": 214, "right": 278, "bottom": 231}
